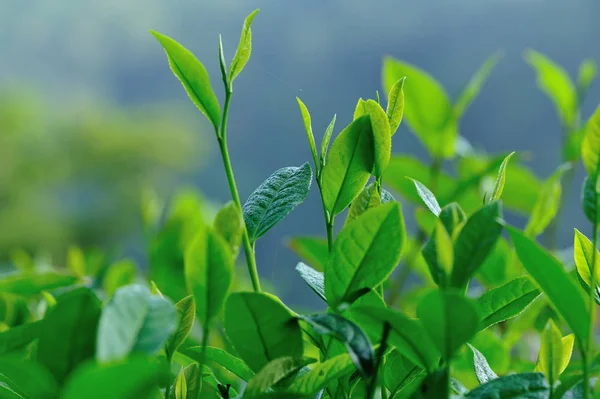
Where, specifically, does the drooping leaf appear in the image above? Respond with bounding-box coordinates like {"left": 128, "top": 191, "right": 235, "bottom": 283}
{"left": 287, "top": 237, "right": 329, "bottom": 271}
{"left": 582, "top": 106, "right": 600, "bottom": 176}
{"left": 454, "top": 51, "right": 502, "bottom": 118}
{"left": 61, "top": 357, "right": 168, "bottom": 399}
{"left": 297, "top": 97, "right": 319, "bottom": 170}
{"left": 489, "top": 151, "right": 515, "bottom": 202}
{"left": 466, "top": 372, "right": 549, "bottom": 398}
{"left": 346, "top": 181, "right": 395, "bottom": 225}
{"left": 244, "top": 356, "right": 316, "bottom": 397}
{"left": 103, "top": 259, "right": 137, "bottom": 298}
{"left": 386, "top": 76, "right": 406, "bottom": 135}
{"left": 468, "top": 344, "right": 498, "bottom": 384}
{"left": 229, "top": 9, "right": 259, "bottom": 85}
{"left": 410, "top": 178, "right": 441, "bottom": 216}
{"left": 416, "top": 290, "right": 479, "bottom": 360}
{"left": 0, "top": 271, "right": 77, "bottom": 297}
{"left": 37, "top": 288, "right": 101, "bottom": 384}
{"left": 534, "top": 319, "right": 574, "bottom": 387}
{"left": 325, "top": 202, "right": 405, "bottom": 307}
{"left": 525, "top": 49, "right": 576, "bottom": 128}
{"left": 573, "top": 228, "right": 600, "bottom": 299}
{"left": 0, "top": 321, "right": 40, "bottom": 355}
{"left": 507, "top": 226, "right": 590, "bottom": 343}
{"left": 320, "top": 114, "right": 337, "bottom": 170}
{"left": 224, "top": 292, "right": 304, "bottom": 373}
{"left": 243, "top": 163, "right": 313, "bottom": 243}
{"left": 300, "top": 313, "right": 374, "bottom": 376}
{"left": 0, "top": 357, "right": 58, "bottom": 399}
{"left": 150, "top": 31, "right": 221, "bottom": 131}
{"left": 185, "top": 346, "right": 254, "bottom": 382}
{"left": 184, "top": 228, "right": 233, "bottom": 328}
{"left": 382, "top": 57, "right": 456, "bottom": 158}
{"left": 353, "top": 99, "right": 392, "bottom": 177}
{"left": 349, "top": 306, "right": 439, "bottom": 371}
{"left": 295, "top": 263, "right": 326, "bottom": 302}
{"left": 287, "top": 353, "right": 356, "bottom": 396}
{"left": 321, "top": 115, "right": 375, "bottom": 215}
{"left": 476, "top": 277, "right": 541, "bottom": 331}
{"left": 450, "top": 201, "right": 503, "bottom": 290}
{"left": 213, "top": 201, "right": 244, "bottom": 260}
{"left": 96, "top": 284, "right": 177, "bottom": 362}
{"left": 165, "top": 295, "right": 196, "bottom": 358}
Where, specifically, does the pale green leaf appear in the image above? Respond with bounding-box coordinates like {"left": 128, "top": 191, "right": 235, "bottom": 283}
{"left": 103, "top": 259, "right": 136, "bottom": 298}
{"left": 174, "top": 367, "right": 187, "bottom": 399}
{"left": 573, "top": 228, "right": 600, "bottom": 297}
{"left": 577, "top": 59, "right": 598, "bottom": 94}
{"left": 489, "top": 151, "right": 515, "bottom": 202}
{"left": 386, "top": 76, "right": 406, "bottom": 135}
{"left": 287, "top": 237, "right": 329, "bottom": 271}
{"left": 410, "top": 178, "right": 441, "bottom": 216}
{"left": 320, "top": 114, "right": 337, "bottom": 170}
{"left": 185, "top": 346, "right": 254, "bottom": 382}
{"left": 582, "top": 106, "right": 600, "bottom": 176}
{"left": 287, "top": 353, "right": 355, "bottom": 395}
{"left": 534, "top": 319, "right": 573, "bottom": 386}
{"left": 345, "top": 181, "right": 395, "bottom": 225}
{"left": 165, "top": 295, "right": 195, "bottom": 358}
{"left": 213, "top": 201, "right": 244, "bottom": 260}
{"left": 0, "top": 271, "right": 77, "bottom": 297}
{"left": 354, "top": 99, "right": 392, "bottom": 177}
{"left": 170, "top": 364, "right": 201, "bottom": 399}
{"left": 296, "top": 97, "right": 319, "bottom": 170}
{"left": 454, "top": 51, "right": 502, "bottom": 117}
{"left": 468, "top": 344, "right": 498, "bottom": 384}
{"left": 295, "top": 262, "right": 326, "bottom": 302}
{"left": 229, "top": 9, "right": 260, "bottom": 85}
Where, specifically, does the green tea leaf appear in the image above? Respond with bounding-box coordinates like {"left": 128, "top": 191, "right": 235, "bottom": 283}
{"left": 0, "top": 271, "right": 77, "bottom": 297}
{"left": 165, "top": 295, "right": 196, "bottom": 358}
{"left": 454, "top": 51, "right": 502, "bottom": 117}
{"left": 450, "top": 201, "right": 503, "bottom": 290}
{"left": 382, "top": 57, "right": 455, "bottom": 158}
{"left": 321, "top": 115, "right": 375, "bottom": 215}
{"left": 410, "top": 178, "right": 441, "bottom": 216}
{"left": 469, "top": 344, "right": 498, "bottom": 384}
{"left": 582, "top": 175, "right": 600, "bottom": 224}
{"left": 245, "top": 356, "right": 316, "bottom": 397}
{"left": 300, "top": 313, "right": 374, "bottom": 376}
{"left": 417, "top": 290, "right": 479, "bottom": 360}
{"left": 411, "top": 367, "right": 450, "bottom": 399}
{"left": 525, "top": 49, "right": 576, "bottom": 128}
{"left": 171, "top": 363, "right": 201, "bottom": 399}
{"left": 96, "top": 284, "right": 177, "bottom": 361}
{"left": 386, "top": 76, "right": 405, "bottom": 135}
{"left": 288, "top": 237, "right": 329, "bottom": 271}
{"left": 288, "top": 353, "right": 355, "bottom": 395}
{"left": 295, "top": 262, "right": 326, "bottom": 302}
{"left": 422, "top": 215, "right": 457, "bottom": 287}
{"left": 185, "top": 228, "right": 233, "bottom": 327}
{"left": 320, "top": 114, "right": 337, "bottom": 170}
{"left": 229, "top": 9, "right": 259, "bottom": 85}
{"left": 477, "top": 238, "right": 516, "bottom": 287}
{"left": 525, "top": 164, "right": 569, "bottom": 237}
{"left": 349, "top": 306, "right": 439, "bottom": 371}
{"left": 0, "top": 357, "right": 58, "bottom": 399}
{"left": 582, "top": 106, "right": 600, "bottom": 176}
{"left": 577, "top": 59, "right": 598, "bottom": 93}
{"left": 507, "top": 226, "right": 590, "bottom": 343}
{"left": 224, "top": 292, "right": 303, "bottom": 373}
{"left": 325, "top": 202, "right": 405, "bottom": 307}
{"left": 534, "top": 319, "right": 574, "bottom": 387}
{"left": 186, "top": 346, "right": 255, "bottom": 382}
{"left": 61, "top": 357, "right": 168, "bottom": 399}
{"left": 465, "top": 372, "right": 549, "bottom": 398}
{"left": 489, "top": 151, "right": 515, "bottom": 202}
{"left": 297, "top": 97, "right": 319, "bottom": 171}
{"left": 384, "top": 350, "right": 425, "bottom": 397}
{"left": 476, "top": 277, "right": 541, "bottom": 331}
{"left": 243, "top": 163, "right": 313, "bottom": 243}
{"left": 0, "top": 292, "right": 29, "bottom": 327}
{"left": 213, "top": 201, "right": 244, "bottom": 260}
{"left": 573, "top": 228, "right": 600, "bottom": 298}
{"left": 174, "top": 367, "right": 187, "bottom": 399}
{"left": 150, "top": 31, "right": 221, "bottom": 131}
{"left": 37, "top": 288, "right": 101, "bottom": 384}
{"left": 354, "top": 99, "right": 392, "bottom": 177}
{"left": 0, "top": 321, "right": 40, "bottom": 355}
{"left": 103, "top": 259, "right": 136, "bottom": 298}
{"left": 345, "top": 181, "right": 395, "bottom": 225}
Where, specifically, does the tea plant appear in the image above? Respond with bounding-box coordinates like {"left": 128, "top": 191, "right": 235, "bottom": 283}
{"left": 1, "top": 8, "right": 600, "bottom": 399}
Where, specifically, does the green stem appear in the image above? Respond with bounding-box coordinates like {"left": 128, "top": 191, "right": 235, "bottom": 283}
{"left": 164, "top": 351, "right": 173, "bottom": 399}
{"left": 584, "top": 220, "right": 598, "bottom": 399}
{"left": 217, "top": 90, "right": 261, "bottom": 292}
{"left": 580, "top": 339, "right": 590, "bottom": 399}
{"left": 366, "top": 322, "right": 392, "bottom": 399}
{"left": 326, "top": 214, "right": 335, "bottom": 253}
{"left": 200, "top": 323, "right": 210, "bottom": 367}
{"left": 316, "top": 178, "right": 334, "bottom": 252}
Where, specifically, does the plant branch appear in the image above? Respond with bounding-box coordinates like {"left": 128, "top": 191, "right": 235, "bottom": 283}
{"left": 366, "top": 322, "right": 391, "bottom": 399}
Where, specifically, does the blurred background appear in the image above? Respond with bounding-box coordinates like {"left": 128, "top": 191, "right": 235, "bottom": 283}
{"left": 1, "top": 0, "right": 599, "bottom": 309}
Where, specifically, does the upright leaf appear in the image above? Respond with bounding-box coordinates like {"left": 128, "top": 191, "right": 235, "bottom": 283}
{"left": 468, "top": 344, "right": 498, "bottom": 384}
{"left": 582, "top": 175, "right": 600, "bottom": 224}
{"left": 416, "top": 290, "right": 479, "bottom": 360}
{"left": 450, "top": 201, "right": 503, "bottom": 290}
{"left": 354, "top": 99, "right": 392, "bottom": 177}
{"left": 465, "top": 372, "right": 549, "bottom": 398}
{"left": 525, "top": 164, "right": 570, "bottom": 237}
{"left": 297, "top": 98, "right": 319, "bottom": 171}
{"left": 320, "top": 114, "right": 337, "bottom": 169}
{"left": 103, "top": 260, "right": 137, "bottom": 298}
{"left": 325, "top": 202, "right": 405, "bottom": 307}
{"left": 295, "top": 263, "right": 326, "bottom": 302}
{"left": 345, "top": 181, "right": 395, "bottom": 225}
{"left": 582, "top": 106, "right": 600, "bottom": 176}
{"left": 422, "top": 219, "right": 454, "bottom": 286}
{"left": 300, "top": 313, "right": 374, "bottom": 376}
{"left": 320, "top": 115, "right": 375, "bottom": 215}
{"left": 37, "top": 288, "right": 101, "bottom": 384}
{"left": 213, "top": 201, "right": 244, "bottom": 260}
{"left": 243, "top": 163, "right": 313, "bottom": 243}
{"left": 229, "top": 9, "right": 259, "bottom": 85}
{"left": 454, "top": 51, "right": 502, "bottom": 117}
{"left": 410, "top": 178, "right": 441, "bottom": 216}
{"left": 534, "top": 319, "right": 574, "bottom": 387}
{"left": 224, "top": 292, "right": 304, "bottom": 373}
{"left": 577, "top": 59, "right": 598, "bottom": 94}
{"left": 476, "top": 277, "right": 541, "bottom": 331}
{"left": 386, "top": 76, "right": 406, "bottom": 135}
{"left": 507, "top": 227, "right": 590, "bottom": 343}
{"left": 573, "top": 228, "right": 600, "bottom": 299}
{"left": 185, "top": 228, "right": 233, "bottom": 328}
{"left": 151, "top": 31, "right": 221, "bottom": 131}
{"left": 244, "top": 357, "right": 316, "bottom": 397}
{"left": 489, "top": 151, "right": 515, "bottom": 202}
{"left": 170, "top": 364, "right": 201, "bottom": 399}
{"left": 96, "top": 285, "right": 177, "bottom": 361}
{"left": 165, "top": 295, "right": 196, "bottom": 358}
{"left": 174, "top": 368, "right": 187, "bottom": 399}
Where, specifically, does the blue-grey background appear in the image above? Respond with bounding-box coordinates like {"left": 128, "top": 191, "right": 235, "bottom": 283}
{"left": 1, "top": 1, "right": 599, "bottom": 308}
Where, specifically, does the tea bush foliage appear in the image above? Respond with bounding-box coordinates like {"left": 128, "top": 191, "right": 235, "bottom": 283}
{"left": 2, "top": 9, "right": 600, "bottom": 399}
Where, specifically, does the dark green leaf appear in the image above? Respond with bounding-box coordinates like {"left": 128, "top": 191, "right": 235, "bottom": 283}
{"left": 325, "top": 202, "right": 405, "bottom": 307}
{"left": 384, "top": 350, "right": 425, "bottom": 397}
{"left": 295, "top": 262, "right": 326, "bottom": 302}
{"left": 386, "top": 76, "right": 406, "bottom": 135}
{"left": 0, "top": 292, "right": 29, "bottom": 327}
{"left": 507, "top": 226, "right": 590, "bottom": 343}
{"left": 224, "top": 292, "right": 303, "bottom": 373}
{"left": 150, "top": 31, "right": 221, "bottom": 131}
{"left": 243, "top": 163, "right": 313, "bottom": 243}
{"left": 454, "top": 51, "right": 502, "bottom": 118}
{"left": 245, "top": 356, "right": 316, "bottom": 397}
{"left": 300, "top": 313, "right": 374, "bottom": 376}
{"left": 37, "top": 288, "right": 101, "bottom": 384}
{"left": 422, "top": 218, "right": 454, "bottom": 287}
{"left": 0, "top": 271, "right": 77, "bottom": 297}
{"left": 476, "top": 277, "right": 541, "bottom": 331}
{"left": 0, "top": 357, "right": 58, "bottom": 399}
{"left": 0, "top": 321, "right": 40, "bottom": 355}
{"left": 185, "top": 227, "right": 233, "bottom": 327}
{"left": 229, "top": 9, "right": 259, "bottom": 85}
{"left": 186, "top": 346, "right": 255, "bottom": 382}
{"left": 468, "top": 344, "right": 498, "bottom": 384}
{"left": 465, "top": 372, "right": 549, "bottom": 398}
{"left": 450, "top": 201, "right": 503, "bottom": 290}
{"left": 417, "top": 290, "right": 479, "bottom": 360}
{"left": 582, "top": 175, "right": 600, "bottom": 225}
{"left": 410, "top": 367, "right": 449, "bottom": 399}
{"left": 297, "top": 97, "right": 319, "bottom": 171}
{"left": 288, "top": 353, "right": 356, "bottom": 395}
{"left": 489, "top": 151, "right": 515, "bottom": 202}
{"left": 573, "top": 228, "right": 600, "bottom": 302}
{"left": 354, "top": 99, "right": 392, "bottom": 177}
{"left": 96, "top": 284, "right": 177, "bottom": 361}
{"left": 213, "top": 201, "right": 244, "bottom": 260}
{"left": 287, "top": 237, "right": 329, "bottom": 271}
{"left": 320, "top": 115, "right": 375, "bottom": 215}
{"left": 165, "top": 295, "right": 196, "bottom": 358}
